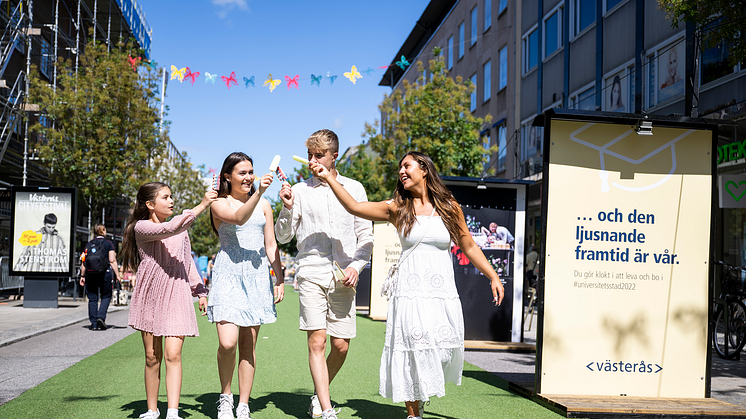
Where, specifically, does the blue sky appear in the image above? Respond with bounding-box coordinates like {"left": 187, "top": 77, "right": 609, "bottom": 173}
{"left": 137, "top": 0, "right": 430, "bottom": 196}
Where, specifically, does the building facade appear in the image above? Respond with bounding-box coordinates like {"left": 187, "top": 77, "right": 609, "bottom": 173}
{"left": 382, "top": 0, "right": 746, "bottom": 262}
{"left": 0, "top": 0, "right": 154, "bottom": 291}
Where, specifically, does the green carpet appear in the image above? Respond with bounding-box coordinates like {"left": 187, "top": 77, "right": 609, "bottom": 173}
{"left": 0, "top": 286, "right": 563, "bottom": 418}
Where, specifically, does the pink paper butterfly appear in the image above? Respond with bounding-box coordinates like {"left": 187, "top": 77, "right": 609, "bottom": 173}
{"left": 183, "top": 67, "right": 200, "bottom": 85}
{"left": 221, "top": 71, "right": 238, "bottom": 89}
{"left": 285, "top": 75, "right": 299, "bottom": 90}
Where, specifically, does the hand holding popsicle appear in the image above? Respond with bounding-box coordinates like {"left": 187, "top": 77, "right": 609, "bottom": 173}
{"left": 257, "top": 172, "right": 273, "bottom": 194}
{"left": 309, "top": 160, "right": 331, "bottom": 180}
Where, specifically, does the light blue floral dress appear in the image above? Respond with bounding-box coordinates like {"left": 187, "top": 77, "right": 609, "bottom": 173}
{"left": 207, "top": 200, "right": 277, "bottom": 326}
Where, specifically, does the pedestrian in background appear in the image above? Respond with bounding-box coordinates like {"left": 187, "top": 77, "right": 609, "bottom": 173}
{"left": 79, "top": 223, "right": 121, "bottom": 331}
{"left": 208, "top": 152, "right": 285, "bottom": 419}
{"left": 120, "top": 182, "right": 217, "bottom": 419}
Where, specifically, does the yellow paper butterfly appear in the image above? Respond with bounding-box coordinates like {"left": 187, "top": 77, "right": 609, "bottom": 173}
{"left": 263, "top": 74, "right": 282, "bottom": 92}
{"left": 170, "top": 65, "right": 186, "bottom": 82}
{"left": 344, "top": 65, "right": 362, "bottom": 84}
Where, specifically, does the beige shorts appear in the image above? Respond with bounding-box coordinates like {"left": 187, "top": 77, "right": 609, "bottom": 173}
{"left": 297, "top": 276, "right": 356, "bottom": 339}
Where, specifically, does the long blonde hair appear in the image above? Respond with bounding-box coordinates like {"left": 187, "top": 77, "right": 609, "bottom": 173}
{"left": 391, "top": 151, "right": 463, "bottom": 244}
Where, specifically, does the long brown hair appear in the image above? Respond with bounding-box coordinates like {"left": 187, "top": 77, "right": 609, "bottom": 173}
{"left": 210, "top": 152, "right": 256, "bottom": 235}
{"left": 391, "top": 151, "right": 463, "bottom": 243}
{"left": 120, "top": 182, "right": 169, "bottom": 273}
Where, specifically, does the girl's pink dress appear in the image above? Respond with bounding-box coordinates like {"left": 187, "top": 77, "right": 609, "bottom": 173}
{"left": 128, "top": 210, "right": 208, "bottom": 337}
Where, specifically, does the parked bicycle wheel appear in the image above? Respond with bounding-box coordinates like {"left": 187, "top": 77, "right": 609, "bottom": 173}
{"left": 713, "top": 299, "right": 746, "bottom": 359}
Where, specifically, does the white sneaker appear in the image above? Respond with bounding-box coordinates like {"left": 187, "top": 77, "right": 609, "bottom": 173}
{"left": 308, "top": 394, "right": 322, "bottom": 418}
{"left": 321, "top": 408, "right": 341, "bottom": 419}
{"left": 139, "top": 409, "right": 160, "bottom": 419}
{"left": 217, "top": 394, "right": 235, "bottom": 419}
{"left": 236, "top": 403, "right": 251, "bottom": 419}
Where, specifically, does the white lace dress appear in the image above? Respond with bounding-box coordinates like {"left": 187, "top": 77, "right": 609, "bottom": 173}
{"left": 379, "top": 215, "right": 464, "bottom": 403}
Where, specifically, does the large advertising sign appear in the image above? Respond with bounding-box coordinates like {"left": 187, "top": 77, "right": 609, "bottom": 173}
{"left": 10, "top": 187, "right": 76, "bottom": 277}
{"left": 540, "top": 114, "right": 714, "bottom": 397}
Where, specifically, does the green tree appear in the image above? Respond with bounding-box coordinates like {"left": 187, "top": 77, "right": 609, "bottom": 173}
{"left": 28, "top": 39, "right": 163, "bottom": 221}
{"left": 363, "top": 47, "right": 493, "bottom": 195}
{"left": 659, "top": 0, "right": 745, "bottom": 66}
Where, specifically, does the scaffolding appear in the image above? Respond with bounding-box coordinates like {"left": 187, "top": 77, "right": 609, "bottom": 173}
{"left": 0, "top": 0, "right": 152, "bottom": 186}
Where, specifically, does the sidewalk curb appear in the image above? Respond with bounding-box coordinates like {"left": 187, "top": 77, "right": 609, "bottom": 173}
{"left": 0, "top": 305, "right": 126, "bottom": 348}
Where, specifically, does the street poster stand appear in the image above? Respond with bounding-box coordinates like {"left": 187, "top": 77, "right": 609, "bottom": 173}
{"left": 9, "top": 186, "right": 76, "bottom": 308}
{"left": 533, "top": 109, "right": 746, "bottom": 416}
{"left": 367, "top": 176, "right": 531, "bottom": 344}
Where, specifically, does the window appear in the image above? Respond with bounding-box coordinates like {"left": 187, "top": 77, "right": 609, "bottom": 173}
{"left": 571, "top": 0, "right": 595, "bottom": 38}
{"left": 522, "top": 26, "right": 539, "bottom": 74}
{"left": 543, "top": 4, "right": 563, "bottom": 58}
{"left": 570, "top": 85, "right": 596, "bottom": 110}
{"left": 701, "top": 19, "right": 741, "bottom": 86}
{"left": 459, "top": 22, "right": 465, "bottom": 58}
{"left": 471, "top": 7, "right": 478, "bottom": 46}
{"left": 447, "top": 36, "right": 454, "bottom": 70}
{"left": 604, "top": 0, "right": 624, "bottom": 13}
{"left": 499, "top": 0, "right": 507, "bottom": 15}
{"left": 497, "top": 124, "right": 507, "bottom": 172}
{"left": 470, "top": 73, "right": 477, "bottom": 111}
{"left": 520, "top": 119, "right": 544, "bottom": 176}
{"left": 485, "top": 0, "right": 492, "bottom": 31}
{"left": 483, "top": 60, "right": 491, "bottom": 102}
{"left": 645, "top": 37, "right": 685, "bottom": 109}
{"left": 499, "top": 46, "right": 507, "bottom": 90}
{"left": 39, "top": 36, "right": 52, "bottom": 79}
{"left": 603, "top": 62, "right": 634, "bottom": 112}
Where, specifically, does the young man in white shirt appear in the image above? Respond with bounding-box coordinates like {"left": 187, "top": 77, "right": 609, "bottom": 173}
{"left": 275, "top": 129, "right": 373, "bottom": 419}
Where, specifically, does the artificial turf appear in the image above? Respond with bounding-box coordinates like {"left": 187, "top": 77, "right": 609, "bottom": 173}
{"left": 0, "top": 286, "right": 564, "bottom": 418}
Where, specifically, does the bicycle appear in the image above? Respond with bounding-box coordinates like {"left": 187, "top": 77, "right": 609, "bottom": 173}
{"left": 712, "top": 262, "right": 746, "bottom": 360}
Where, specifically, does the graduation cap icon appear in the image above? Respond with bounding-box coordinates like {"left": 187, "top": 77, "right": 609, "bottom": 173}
{"left": 568, "top": 123, "right": 696, "bottom": 193}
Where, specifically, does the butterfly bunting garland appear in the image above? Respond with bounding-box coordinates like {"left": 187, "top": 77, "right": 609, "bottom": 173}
{"left": 285, "top": 75, "right": 300, "bottom": 90}
{"left": 222, "top": 71, "right": 238, "bottom": 89}
{"left": 164, "top": 59, "right": 417, "bottom": 92}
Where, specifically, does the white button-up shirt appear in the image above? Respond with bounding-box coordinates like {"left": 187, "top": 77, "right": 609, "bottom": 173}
{"left": 275, "top": 174, "right": 374, "bottom": 287}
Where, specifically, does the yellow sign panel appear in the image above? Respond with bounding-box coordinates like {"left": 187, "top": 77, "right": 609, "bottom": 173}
{"left": 541, "top": 120, "right": 712, "bottom": 397}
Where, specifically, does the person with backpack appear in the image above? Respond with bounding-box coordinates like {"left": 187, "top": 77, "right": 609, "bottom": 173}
{"left": 80, "top": 224, "right": 121, "bottom": 331}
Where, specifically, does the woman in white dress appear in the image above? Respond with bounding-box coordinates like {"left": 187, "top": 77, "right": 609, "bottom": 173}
{"left": 309, "top": 151, "right": 504, "bottom": 419}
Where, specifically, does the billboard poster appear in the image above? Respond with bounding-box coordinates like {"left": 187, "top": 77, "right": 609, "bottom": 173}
{"left": 541, "top": 118, "right": 713, "bottom": 397}
{"left": 657, "top": 41, "right": 685, "bottom": 104}
{"left": 10, "top": 187, "right": 76, "bottom": 277}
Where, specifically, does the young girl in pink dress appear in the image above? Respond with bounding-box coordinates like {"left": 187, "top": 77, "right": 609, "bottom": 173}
{"left": 121, "top": 182, "right": 217, "bottom": 419}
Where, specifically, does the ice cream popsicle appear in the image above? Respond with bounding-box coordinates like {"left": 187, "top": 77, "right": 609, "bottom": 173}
{"left": 269, "top": 155, "right": 288, "bottom": 182}
{"left": 292, "top": 155, "right": 309, "bottom": 165}
{"left": 212, "top": 173, "right": 220, "bottom": 191}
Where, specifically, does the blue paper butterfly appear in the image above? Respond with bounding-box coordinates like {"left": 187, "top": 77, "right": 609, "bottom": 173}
{"left": 361, "top": 67, "right": 375, "bottom": 76}
{"left": 396, "top": 56, "right": 410, "bottom": 70}
{"left": 205, "top": 72, "right": 217, "bottom": 84}
{"left": 311, "top": 74, "right": 322, "bottom": 86}
{"left": 243, "top": 76, "right": 255, "bottom": 88}
{"left": 326, "top": 72, "right": 338, "bottom": 85}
